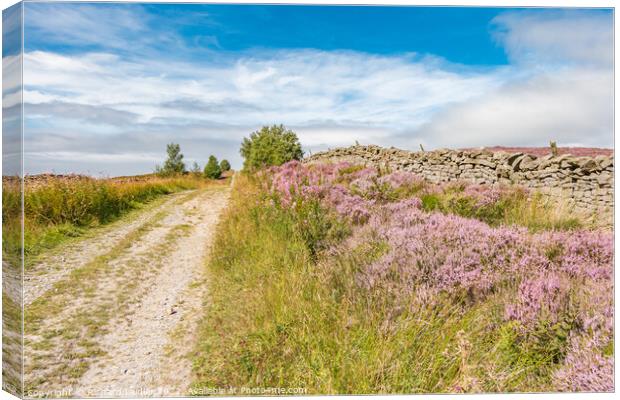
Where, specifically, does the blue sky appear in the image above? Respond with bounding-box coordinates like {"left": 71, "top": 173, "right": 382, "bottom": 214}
{"left": 7, "top": 3, "right": 614, "bottom": 176}
{"left": 25, "top": 5, "right": 512, "bottom": 64}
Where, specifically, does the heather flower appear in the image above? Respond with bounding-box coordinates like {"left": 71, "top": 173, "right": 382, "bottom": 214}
{"left": 462, "top": 185, "right": 503, "bottom": 208}
{"left": 554, "top": 334, "right": 613, "bottom": 392}
{"left": 362, "top": 199, "right": 538, "bottom": 299}
{"left": 378, "top": 171, "right": 425, "bottom": 190}
{"left": 556, "top": 231, "right": 613, "bottom": 280}
{"left": 575, "top": 279, "right": 613, "bottom": 336}
{"left": 350, "top": 175, "right": 377, "bottom": 194}
{"left": 349, "top": 167, "right": 379, "bottom": 181}
{"left": 326, "top": 185, "right": 374, "bottom": 224}
{"left": 360, "top": 194, "right": 613, "bottom": 333}
{"left": 504, "top": 273, "right": 567, "bottom": 326}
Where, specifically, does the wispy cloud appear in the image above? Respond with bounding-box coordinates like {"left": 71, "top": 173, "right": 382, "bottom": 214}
{"left": 24, "top": 3, "right": 218, "bottom": 58}
{"left": 26, "top": 4, "right": 149, "bottom": 50}
{"left": 25, "top": 49, "right": 508, "bottom": 126}
{"left": 26, "top": 101, "right": 140, "bottom": 126}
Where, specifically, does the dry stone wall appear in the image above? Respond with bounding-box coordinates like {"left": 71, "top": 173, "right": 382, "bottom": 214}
{"left": 305, "top": 145, "right": 614, "bottom": 220}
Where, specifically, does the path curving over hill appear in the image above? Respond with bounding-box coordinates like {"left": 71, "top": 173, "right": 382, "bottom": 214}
{"left": 24, "top": 185, "right": 231, "bottom": 397}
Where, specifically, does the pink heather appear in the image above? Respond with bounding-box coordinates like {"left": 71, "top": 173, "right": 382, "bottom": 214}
{"left": 265, "top": 162, "right": 613, "bottom": 391}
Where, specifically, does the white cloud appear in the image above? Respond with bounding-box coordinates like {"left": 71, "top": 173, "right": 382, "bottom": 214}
{"left": 24, "top": 3, "right": 216, "bottom": 57}
{"left": 24, "top": 49, "right": 508, "bottom": 128}
{"left": 3, "top": 90, "right": 21, "bottom": 109}
{"left": 28, "top": 151, "right": 161, "bottom": 163}
{"left": 25, "top": 4, "right": 150, "bottom": 52}
{"left": 492, "top": 11, "right": 613, "bottom": 67}
{"left": 413, "top": 68, "right": 613, "bottom": 148}
{"left": 294, "top": 124, "right": 393, "bottom": 150}
{"left": 2, "top": 54, "right": 22, "bottom": 104}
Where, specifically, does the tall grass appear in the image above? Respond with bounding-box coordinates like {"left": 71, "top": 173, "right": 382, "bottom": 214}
{"left": 192, "top": 163, "right": 612, "bottom": 394}
{"left": 2, "top": 174, "right": 218, "bottom": 264}
{"left": 2, "top": 178, "right": 22, "bottom": 268}
{"left": 24, "top": 176, "right": 201, "bottom": 226}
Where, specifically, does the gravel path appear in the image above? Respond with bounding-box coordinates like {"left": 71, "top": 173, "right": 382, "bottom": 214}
{"left": 23, "top": 186, "right": 230, "bottom": 398}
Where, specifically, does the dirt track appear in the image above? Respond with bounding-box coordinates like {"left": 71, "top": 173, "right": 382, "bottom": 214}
{"left": 23, "top": 186, "right": 230, "bottom": 397}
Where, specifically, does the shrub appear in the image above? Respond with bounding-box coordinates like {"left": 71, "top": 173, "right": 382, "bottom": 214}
{"left": 204, "top": 155, "right": 222, "bottom": 179}
{"left": 240, "top": 124, "right": 303, "bottom": 171}
{"left": 220, "top": 159, "right": 231, "bottom": 172}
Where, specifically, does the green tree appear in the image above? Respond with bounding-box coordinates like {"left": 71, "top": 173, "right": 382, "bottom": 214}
{"left": 240, "top": 124, "right": 303, "bottom": 171}
{"left": 159, "top": 143, "right": 186, "bottom": 176}
{"left": 204, "top": 155, "right": 222, "bottom": 179}
{"left": 219, "top": 159, "right": 231, "bottom": 172}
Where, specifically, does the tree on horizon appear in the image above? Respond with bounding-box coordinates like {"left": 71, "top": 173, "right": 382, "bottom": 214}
{"left": 240, "top": 124, "right": 303, "bottom": 171}
{"left": 204, "top": 155, "right": 222, "bottom": 179}
{"left": 157, "top": 143, "right": 186, "bottom": 176}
